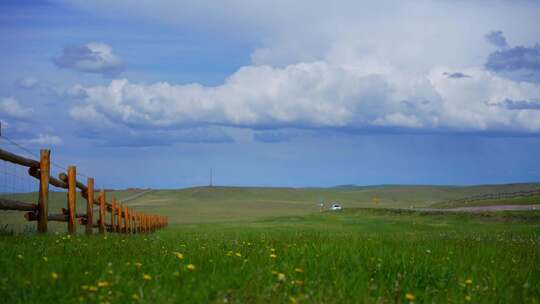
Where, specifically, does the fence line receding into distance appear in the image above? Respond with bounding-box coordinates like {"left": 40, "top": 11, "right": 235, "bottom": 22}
{"left": 441, "top": 189, "right": 540, "bottom": 205}
{"left": 0, "top": 147, "right": 167, "bottom": 234}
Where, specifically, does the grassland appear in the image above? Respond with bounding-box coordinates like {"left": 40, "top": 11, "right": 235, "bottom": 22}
{"left": 1, "top": 209, "right": 539, "bottom": 303}
{"left": 1, "top": 184, "right": 539, "bottom": 303}
{"left": 430, "top": 194, "right": 540, "bottom": 209}
{"left": 3, "top": 183, "right": 540, "bottom": 229}
{"left": 114, "top": 183, "right": 540, "bottom": 225}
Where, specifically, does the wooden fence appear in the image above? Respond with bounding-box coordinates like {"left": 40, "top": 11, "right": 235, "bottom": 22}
{"left": 441, "top": 189, "right": 540, "bottom": 205}
{"left": 0, "top": 148, "right": 168, "bottom": 234}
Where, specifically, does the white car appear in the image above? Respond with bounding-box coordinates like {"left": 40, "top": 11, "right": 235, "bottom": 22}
{"left": 329, "top": 203, "right": 343, "bottom": 211}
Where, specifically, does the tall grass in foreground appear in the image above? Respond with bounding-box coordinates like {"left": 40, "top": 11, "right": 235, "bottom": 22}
{"left": 0, "top": 210, "right": 539, "bottom": 303}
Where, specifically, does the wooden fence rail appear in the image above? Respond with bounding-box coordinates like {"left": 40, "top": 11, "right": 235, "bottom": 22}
{"left": 440, "top": 189, "right": 540, "bottom": 205}
{"left": 0, "top": 148, "right": 168, "bottom": 234}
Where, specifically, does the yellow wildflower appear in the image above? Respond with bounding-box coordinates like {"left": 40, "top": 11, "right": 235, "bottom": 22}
{"left": 235, "top": 252, "right": 242, "bottom": 257}
{"left": 270, "top": 253, "right": 278, "bottom": 259}
{"left": 187, "top": 264, "right": 196, "bottom": 271}
{"left": 88, "top": 286, "right": 98, "bottom": 292}
{"left": 143, "top": 274, "right": 152, "bottom": 281}
{"left": 294, "top": 268, "right": 304, "bottom": 273}
{"left": 97, "top": 281, "right": 109, "bottom": 287}
{"left": 465, "top": 278, "right": 473, "bottom": 285}
{"left": 277, "top": 273, "right": 286, "bottom": 281}
{"left": 174, "top": 252, "right": 184, "bottom": 260}
{"left": 405, "top": 293, "right": 415, "bottom": 301}
{"left": 51, "top": 272, "right": 59, "bottom": 280}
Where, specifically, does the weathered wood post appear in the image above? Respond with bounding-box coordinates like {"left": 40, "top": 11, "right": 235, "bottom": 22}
{"left": 123, "top": 205, "right": 128, "bottom": 233}
{"left": 131, "top": 212, "right": 136, "bottom": 234}
{"left": 127, "top": 208, "right": 131, "bottom": 233}
{"left": 143, "top": 214, "right": 147, "bottom": 233}
{"left": 117, "top": 204, "right": 122, "bottom": 233}
{"left": 98, "top": 190, "right": 106, "bottom": 234}
{"left": 85, "top": 178, "right": 94, "bottom": 234}
{"left": 37, "top": 149, "right": 50, "bottom": 233}
{"left": 67, "top": 166, "right": 77, "bottom": 234}
{"left": 111, "top": 198, "right": 116, "bottom": 233}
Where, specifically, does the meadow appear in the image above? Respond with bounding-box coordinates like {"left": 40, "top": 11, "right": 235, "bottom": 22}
{"left": 1, "top": 185, "right": 539, "bottom": 303}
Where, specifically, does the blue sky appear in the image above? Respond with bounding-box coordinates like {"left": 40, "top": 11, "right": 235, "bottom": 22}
{"left": 1, "top": 0, "right": 540, "bottom": 188}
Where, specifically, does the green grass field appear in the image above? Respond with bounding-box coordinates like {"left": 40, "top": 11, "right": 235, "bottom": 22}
{"left": 430, "top": 194, "right": 540, "bottom": 209}
{"left": 1, "top": 184, "right": 540, "bottom": 303}
{"left": 1, "top": 209, "right": 539, "bottom": 303}
{"left": 3, "top": 184, "right": 540, "bottom": 228}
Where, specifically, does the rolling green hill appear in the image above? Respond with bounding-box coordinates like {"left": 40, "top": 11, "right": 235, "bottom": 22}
{"left": 2, "top": 183, "right": 540, "bottom": 230}
{"left": 118, "top": 183, "right": 540, "bottom": 224}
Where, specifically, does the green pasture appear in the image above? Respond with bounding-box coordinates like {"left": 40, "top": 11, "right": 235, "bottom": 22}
{"left": 1, "top": 184, "right": 539, "bottom": 303}
{"left": 0, "top": 209, "right": 539, "bottom": 303}
{"left": 2, "top": 184, "right": 540, "bottom": 230}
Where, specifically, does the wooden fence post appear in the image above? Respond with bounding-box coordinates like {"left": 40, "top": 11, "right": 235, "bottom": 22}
{"left": 123, "top": 205, "right": 128, "bottom": 233}
{"left": 117, "top": 204, "right": 122, "bottom": 233}
{"left": 111, "top": 198, "right": 116, "bottom": 233}
{"left": 131, "top": 212, "right": 136, "bottom": 234}
{"left": 67, "top": 166, "right": 77, "bottom": 234}
{"left": 37, "top": 149, "right": 50, "bottom": 233}
{"left": 137, "top": 213, "right": 140, "bottom": 233}
{"left": 86, "top": 178, "right": 94, "bottom": 235}
{"left": 127, "top": 208, "right": 131, "bottom": 233}
{"left": 143, "top": 214, "right": 147, "bottom": 233}
{"left": 98, "top": 190, "right": 105, "bottom": 234}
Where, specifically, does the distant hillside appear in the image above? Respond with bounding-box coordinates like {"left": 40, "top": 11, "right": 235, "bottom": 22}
{"left": 123, "top": 183, "right": 540, "bottom": 224}
{"left": 2, "top": 183, "right": 540, "bottom": 229}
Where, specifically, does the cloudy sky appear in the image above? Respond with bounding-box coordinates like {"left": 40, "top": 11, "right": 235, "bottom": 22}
{"left": 1, "top": 0, "right": 540, "bottom": 188}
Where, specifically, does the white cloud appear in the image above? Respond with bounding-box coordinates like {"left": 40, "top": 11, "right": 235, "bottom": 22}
{"left": 68, "top": 59, "right": 540, "bottom": 133}
{"left": 69, "top": 105, "right": 114, "bottom": 127}
{"left": 61, "top": 1, "right": 540, "bottom": 134}
{"left": 21, "top": 134, "right": 63, "bottom": 146}
{"left": 53, "top": 42, "right": 123, "bottom": 76}
{"left": 0, "top": 97, "right": 33, "bottom": 119}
